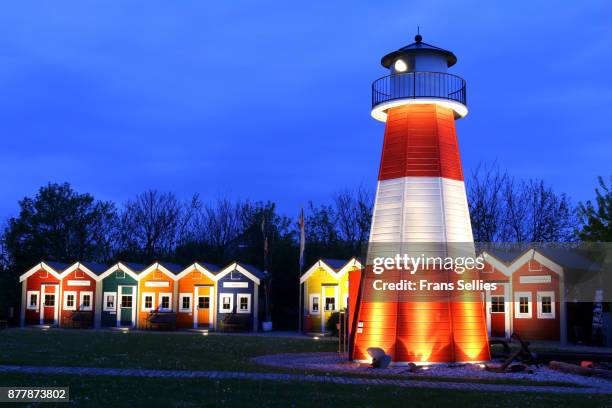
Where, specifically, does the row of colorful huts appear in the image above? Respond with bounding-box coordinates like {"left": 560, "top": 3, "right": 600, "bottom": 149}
{"left": 20, "top": 248, "right": 593, "bottom": 343}
{"left": 19, "top": 260, "right": 265, "bottom": 331}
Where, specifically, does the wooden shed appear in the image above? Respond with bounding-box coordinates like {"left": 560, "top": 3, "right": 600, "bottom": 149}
{"left": 137, "top": 262, "right": 182, "bottom": 329}
{"left": 19, "top": 261, "right": 68, "bottom": 326}
{"left": 59, "top": 262, "right": 106, "bottom": 328}
{"left": 176, "top": 262, "right": 220, "bottom": 330}
{"left": 98, "top": 262, "right": 144, "bottom": 329}
{"left": 300, "top": 258, "right": 362, "bottom": 334}
{"left": 215, "top": 263, "right": 265, "bottom": 332}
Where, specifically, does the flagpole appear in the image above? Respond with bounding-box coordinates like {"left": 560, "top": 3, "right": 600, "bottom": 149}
{"left": 297, "top": 207, "right": 305, "bottom": 333}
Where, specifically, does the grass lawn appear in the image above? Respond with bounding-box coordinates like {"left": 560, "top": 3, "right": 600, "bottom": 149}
{"left": 1, "top": 373, "right": 611, "bottom": 408}
{"left": 0, "top": 329, "right": 601, "bottom": 388}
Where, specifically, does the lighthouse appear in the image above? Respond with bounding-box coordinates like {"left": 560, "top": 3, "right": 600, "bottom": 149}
{"left": 350, "top": 33, "right": 491, "bottom": 364}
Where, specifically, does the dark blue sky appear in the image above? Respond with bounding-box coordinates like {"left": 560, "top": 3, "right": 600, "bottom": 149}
{"left": 1, "top": 1, "right": 610, "bottom": 219}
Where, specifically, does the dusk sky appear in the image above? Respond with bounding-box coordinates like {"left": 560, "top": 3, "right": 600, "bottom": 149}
{"left": 1, "top": 1, "right": 610, "bottom": 220}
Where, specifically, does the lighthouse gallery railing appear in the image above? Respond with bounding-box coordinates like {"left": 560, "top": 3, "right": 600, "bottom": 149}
{"left": 372, "top": 71, "right": 466, "bottom": 109}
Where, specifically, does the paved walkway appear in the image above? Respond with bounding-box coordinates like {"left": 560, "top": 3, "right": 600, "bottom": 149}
{"left": 0, "top": 364, "right": 610, "bottom": 394}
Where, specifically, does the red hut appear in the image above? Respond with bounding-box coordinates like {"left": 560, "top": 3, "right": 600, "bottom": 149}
{"left": 59, "top": 262, "right": 105, "bottom": 328}
{"left": 20, "top": 261, "right": 68, "bottom": 326}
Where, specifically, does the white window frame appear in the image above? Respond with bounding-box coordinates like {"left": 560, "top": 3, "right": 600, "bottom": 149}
{"left": 79, "top": 291, "right": 94, "bottom": 311}
{"left": 63, "top": 291, "right": 77, "bottom": 311}
{"left": 490, "top": 295, "right": 505, "bottom": 314}
{"left": 142, "top": 292, "right": 155, "bottom": 312}
{"left": 158, "top": 292, "right": 173, "bottom": 312}
{"left": 179, "top": 293, "right": 193, "bottom": 313}
{"left": 309, "top": 294, "right": 320, "bottom": 315}
{"left": 236, "top": 293, "right": 251, "bottom": 314}
{"left": 27, "top": 291, "right": 40, "bottom": 310}
{"left": 324, "top": 295, "right": 337, "bottom": 312}
{"left": 514, "top": 291, "right": 532, "bottom": 319}
{"left": 537, "top": 291, "right": 556, "bottom": 319}
{"left": 219, "top": 293, "right": 233, "bottom": 313}
{"left": 103, "top": 292, "right": 117, "bottom": 312}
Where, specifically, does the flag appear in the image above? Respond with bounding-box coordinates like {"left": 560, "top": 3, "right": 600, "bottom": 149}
{"left": 298, "top": 208, "right": 305, "bottom": 271}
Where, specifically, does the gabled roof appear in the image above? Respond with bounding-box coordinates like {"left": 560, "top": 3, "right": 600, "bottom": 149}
{"left": 79, "top": 262, "right": 109, "bottom": 275}
{"left": 62, "top": 262, "right": 105, "bottom": 280}
{"left": 19, "top": 261, "right": 66, "bottom": 282}
{"left": 139, "top": 262, "right": 182, "bottom": 280}
{"left": 157, "top": 262, "right": 184, "bottom": 274}
{"left": 121, "top": 262, "right": 147, "bottom": 273}
{"left": 175, "top": 262, "right": 220, "bottom": 281}
{"left": 300, "top": 257, "right": 362, "bottom": 283}
{"left": 45, "top": 261, "right": 71, "bottom": 272}
{"left": 216, "top": 262, "right": 264, "bottom": 285}
{"left": 98, "top": 262, "right": 141, "bottom": 281}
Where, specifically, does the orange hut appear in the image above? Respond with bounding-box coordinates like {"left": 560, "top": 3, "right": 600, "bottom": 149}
{"left": 176, "top": 262, "right": 220, "bottom": 330}
{"left": 137, "top": 262, "right": 181, "bottom": 328}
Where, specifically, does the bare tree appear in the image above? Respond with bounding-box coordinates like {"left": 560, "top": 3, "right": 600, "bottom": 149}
{"left": 119, "top": 190, "right": 198, "bottom": 259}
{"left": 467, "top": 163, "right": 508, "bottom": 242}
{"left": 334, "top": 184, "right": 373, "bottom": 251}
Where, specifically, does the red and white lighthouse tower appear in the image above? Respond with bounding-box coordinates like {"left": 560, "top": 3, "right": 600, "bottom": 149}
{"left": 350, "top": 34, "right": 490, "bottom": 364}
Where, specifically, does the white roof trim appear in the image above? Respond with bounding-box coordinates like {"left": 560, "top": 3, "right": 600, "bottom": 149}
{"left": 482, "top": 249, "right": 564, "bottom": 278}
{"left": 216, "top": 262, "right": 260, "bottom": 285}
{"left": 138, "top": 262, "right": 177, "bottom": 281}
{"left": 98, "top": 262, "right": 140, "bottom": 281}
{"left": 60, "top": 262, "right": 101, "bottom": 281}
{"left": 300, "top": 258, "right": 362, "bottom": 283}
{"left": 176, "top": 263, "right": 217, "bottom": 281}
{"left": 19, "top": 262, "right": 63, "bottom": 282}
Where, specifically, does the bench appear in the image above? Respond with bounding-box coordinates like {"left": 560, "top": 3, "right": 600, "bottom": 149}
{"left": 146, "top": 312, "right": 177, "bottom": 330}
{"left": 63, "top": 311, "right": 94, "bottom": 329}
{"left": 219, "top": 313, "right": 250, "bottom": 332}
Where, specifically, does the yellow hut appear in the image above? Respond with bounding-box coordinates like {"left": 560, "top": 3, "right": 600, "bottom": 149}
{"left": 300, "top": 258, "right": 362, "bottom": 334}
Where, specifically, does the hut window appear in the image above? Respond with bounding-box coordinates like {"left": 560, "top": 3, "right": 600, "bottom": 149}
{"left": 198, "top": 296, "right": 210, "bottom": 309}
{"left": 491, "top": 296, "right": 505, "bottom": 313}
{"left": 514, "top": 292, "right": 532, "bottom": 318}
{"left": 220, "top": 294, "right": 233, "bottom": 313}
{"left": 44, "top": 294, "right": 55, "bottom": 307}
{"left": 237, "top": 294, "right": 251, "bottom": 314}
{"left": 325, "top": 296, "right": 336, "bottom": 311}
{"left": 103, "top": 292, "right": 117, "bottom": 312}
{"left": 121, "top": 295, "right": 132, "bottom": 308}
{"left": 309, "top": 295, "right": 320, "bottom": 314}
{"left": 80, "top": 292, "right": 93, "bottom": 311}
{"left": 64, "top": 291, "right": 77, "bottom": 311}
{"left": 142, "top": 294, "right": 154, "bottom": 311}
{"left": 159, "top": 294, "right": 172, "bottom": 312}
{"left": 27, "top": 291, "right": 39, "bottom": 310}
{"left": 537, "top": 291, "right": 555, "bottom": 319}
{"left": 179, "top": 294, "right": 192, "bottom": 312}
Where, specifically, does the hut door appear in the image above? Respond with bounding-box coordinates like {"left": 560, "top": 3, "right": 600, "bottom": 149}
{"left": 118, "top": 286, "right": 136, "bottom": 327}
{"left": 321, "top": 285, "right": 338, "bottom": 333}
{"left": 195, "top": 286, "right": 213, "bottom": 329}
{"left": 485, "top": 283, "right": 510, "bottom": 338}
{"left": 41, "top": 284, "right": 58, "bottom": 325}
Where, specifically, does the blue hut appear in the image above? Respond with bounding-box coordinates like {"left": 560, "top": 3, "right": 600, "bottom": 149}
{"left": 215, "top": 262, "right": 265, "bottom": 332}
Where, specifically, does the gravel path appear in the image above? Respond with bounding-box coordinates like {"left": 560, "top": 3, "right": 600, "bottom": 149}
{"left": 1, "top": 363, "right": 611, "bottom": 394}
{"left": 252, "top": 352, "right": 612, "bottom": 393}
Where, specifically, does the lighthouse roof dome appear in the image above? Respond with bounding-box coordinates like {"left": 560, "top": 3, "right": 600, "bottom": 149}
{"left": 381, "top": 34, "right": 457, "bottom": 68}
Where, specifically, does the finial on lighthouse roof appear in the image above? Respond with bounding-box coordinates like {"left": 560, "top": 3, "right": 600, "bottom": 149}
{"left": 415, "top": 27, "right": 422, "bottom": 43}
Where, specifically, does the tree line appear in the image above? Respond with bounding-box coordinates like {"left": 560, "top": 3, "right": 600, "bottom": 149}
{"left": 0, "top": 167, "right": 610, "bottom": 326}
